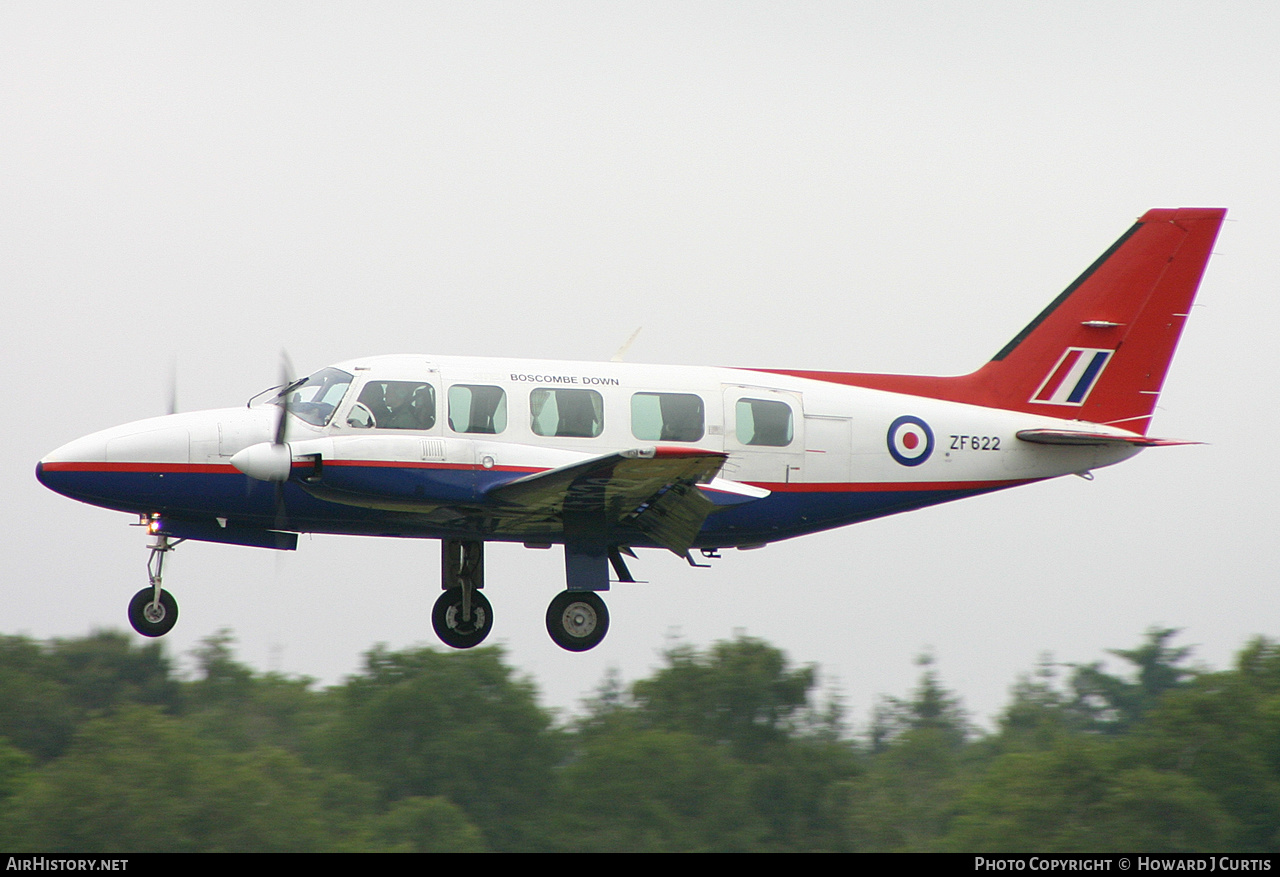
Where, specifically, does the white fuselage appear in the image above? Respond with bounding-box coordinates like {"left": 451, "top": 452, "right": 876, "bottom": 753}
{"left": 39, "top": 353, "right": 1140, "bottom": 549}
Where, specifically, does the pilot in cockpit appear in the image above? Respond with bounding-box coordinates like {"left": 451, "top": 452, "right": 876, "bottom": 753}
{"left": 355, "top": 380, "right": 435, "bottom": 430}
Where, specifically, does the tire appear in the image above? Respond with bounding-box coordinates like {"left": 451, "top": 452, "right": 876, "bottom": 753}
{"left": 128, "top": 587, "right": 179, "bottom": 637}
{"left": 546, "top": 590, "right": 609, "bottom": 652}
{"left": 432, "top": 588, "right": 493, "bottom": 649}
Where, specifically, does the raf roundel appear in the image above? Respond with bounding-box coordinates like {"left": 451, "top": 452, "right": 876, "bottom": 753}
{"left": 887, "top": 415, "right": 934, "bottom": 467}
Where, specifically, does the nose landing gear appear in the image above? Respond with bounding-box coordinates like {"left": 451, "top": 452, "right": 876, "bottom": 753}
{"left": 127, "top": 523, "right": 182, "bottom": 637}
{"left": 128, "top": 585, "right": 178, "bottom": 637}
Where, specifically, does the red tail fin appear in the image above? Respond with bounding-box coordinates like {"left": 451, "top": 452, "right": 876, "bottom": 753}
{"left": 771, "top": 208, "right": 1226, "bottom": 434}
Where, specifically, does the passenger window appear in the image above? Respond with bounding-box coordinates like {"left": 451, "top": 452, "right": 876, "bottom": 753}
{"left": 530, "top": 388, "right": 603, "bottom": 438}
{"left": 631, "top": 393, "right": 705, "bottom": 442}
{"left": 350, "top": 381, "right": 436, "bottom": 430}
{"left": 448, "top": 385, "right": 507, "bottom": 434}
{"left": 736, "top": 398, "right": 793, "bottom": 447}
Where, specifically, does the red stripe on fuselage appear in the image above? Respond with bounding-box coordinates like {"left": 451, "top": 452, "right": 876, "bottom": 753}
{"left": 38, "top": 461, "right": 240, "bottom": 474}
{"left": 748, "top": 478, "right": 1036, "bottom": 493}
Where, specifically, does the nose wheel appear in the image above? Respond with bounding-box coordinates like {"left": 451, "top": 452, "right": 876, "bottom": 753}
{"left": 546, "top": 590, "right": 609, "bottom": 652}
{"left": 128, "top": 586, "right": 179, "bottom": 637}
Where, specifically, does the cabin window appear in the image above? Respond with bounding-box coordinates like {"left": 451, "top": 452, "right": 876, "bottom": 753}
{"left": 448, "top": 385, "right": 508, "bottom": 434}
{"left": 736, "top": 398, "right": 793, "bottom": 447}
{"left": 530, "top": 388, "right": 604, "bottom": 438}
{"left": 348, "top": 381, "right": 436, "bottom": 430}
{"left": 630, "top": 392, "right": 705, "bottom": 442}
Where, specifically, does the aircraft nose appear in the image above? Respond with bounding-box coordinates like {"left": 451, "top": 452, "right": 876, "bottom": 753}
{"left": 42, "top": 421, "right": 192, "bottom": 466}
{"left": 39, "top": 430, "right": 110, "bottom": 468}
{"left": 37, "top": 429, "right": 112, "bottom": 500}
{"left": 36, "top": 419, "right": 192, "bottom": 505}
{"left": 38, "top": 442, "right": 94, "bottom": 504}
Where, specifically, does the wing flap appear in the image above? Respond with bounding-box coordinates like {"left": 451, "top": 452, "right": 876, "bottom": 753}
{"left": 486, "top": 446, "right": 729, "bottom": 553}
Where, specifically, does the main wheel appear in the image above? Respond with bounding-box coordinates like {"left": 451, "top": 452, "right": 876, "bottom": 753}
{"left": 432, "top": 588, "right": 493, "bottom": 649}
{"left": 546, "top": 590, "right": 609, "bottom": 652}
{"left": 128, "top": 587, "right": 179, "bottom": 637}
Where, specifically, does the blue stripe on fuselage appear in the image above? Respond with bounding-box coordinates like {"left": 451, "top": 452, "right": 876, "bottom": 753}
{"left": 35, "top": 462, "right": 1027, "bottom": 547}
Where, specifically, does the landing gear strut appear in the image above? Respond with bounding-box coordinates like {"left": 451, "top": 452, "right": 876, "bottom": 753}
{"left": 432, "top": 539, "right": 492, "bottom": 649}
{"left": 128, "top": 530, "right": 180, "bottom": 637}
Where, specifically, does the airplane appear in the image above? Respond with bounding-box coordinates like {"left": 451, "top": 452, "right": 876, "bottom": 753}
{"left": 36, "top": 207, "right": 1225, "bottom": 652}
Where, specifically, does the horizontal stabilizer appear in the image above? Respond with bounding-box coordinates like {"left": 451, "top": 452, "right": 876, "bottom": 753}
{"left": 1016, "top": 429, "right": 1200, "bottom": 448}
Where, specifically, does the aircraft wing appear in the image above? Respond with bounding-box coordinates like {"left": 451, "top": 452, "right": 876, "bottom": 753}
{"left": 485, "top": 447, "right": 729, "bottom": 554}
{"left": 1015, "top": 429, "right": 1200, "bottom": 447}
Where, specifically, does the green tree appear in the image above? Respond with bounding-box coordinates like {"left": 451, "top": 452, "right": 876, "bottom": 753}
{"left": 362, "top": 796, "right": 486, "bottom": 853}
{"left": 555, "top": 720, "right": 765, "bottom": 852}
{"left": 183, "top": 631, "right": 334, "bottom": 760}
{"left": 574, "top": 637, "right": 857, "bottom": 851}
{"left": 1067, "top": 627, "right": 1196, "bottom": 733}
{"left": 332, "top": 644, "right": 560, "bottom": 851}
{"left": 944, "top": 631, "right": 1247, "bottom": 851}
{"left": 1126, "top": 637, "right": 1280, "bottom": 850}
{"left": 942, "top": 739, "right": 1232, "bottom": 851}
{"left": 1, "top": 707, "right": 347, "bottom": 851}
{"left": 749, "top": 736, "right": 858, "bottom": 851}
{"left": 852, "top": 656, "right": 971, "bottom": 851}
{"left": 993, "top": 654, "right": 1076, "bottom": 753}
{"left": 0, "top": 632, "right": 179, "bottom": 762}
{"left": 629, "top": 636, "right": 829, "bottom": 761}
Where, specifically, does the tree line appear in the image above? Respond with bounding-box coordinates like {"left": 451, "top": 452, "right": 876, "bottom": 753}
{"left": 0, "top": 625, "right": 1277, "bottom": 851}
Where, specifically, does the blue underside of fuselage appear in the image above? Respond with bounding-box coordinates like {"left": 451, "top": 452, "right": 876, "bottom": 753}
{"left": 36, "top": 465, "right": 1019, "bottom": 549}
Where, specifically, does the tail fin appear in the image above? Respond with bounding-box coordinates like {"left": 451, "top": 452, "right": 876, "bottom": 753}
{"left": 771, "top": 208, "right": 1226, "bottom": 434}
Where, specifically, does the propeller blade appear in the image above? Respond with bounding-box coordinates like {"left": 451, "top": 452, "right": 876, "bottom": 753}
{"left": 272, "top": 350, "right": 298, "bottom": 529}
{"left": 273, "top": 482, "right": 289, "bottom": 531}
{"left": 273, "top": 349, "right": 298, "bottom": 447}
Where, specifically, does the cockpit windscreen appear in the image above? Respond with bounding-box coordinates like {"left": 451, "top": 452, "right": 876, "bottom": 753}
{"left": 263, "top": 367, "right": 354, "bottom": 427}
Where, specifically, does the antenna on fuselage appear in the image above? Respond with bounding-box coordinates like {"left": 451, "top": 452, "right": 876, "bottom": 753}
{"left": 165, "top": 357, "right": 179, "bottom": 415}
{"left": 611, "top": 327, "right": 643, "bottom": 362}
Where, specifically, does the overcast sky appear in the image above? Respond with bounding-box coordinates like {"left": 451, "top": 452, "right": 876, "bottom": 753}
{"left": 6, "top": 2, "right": 1279, "bottom": 729}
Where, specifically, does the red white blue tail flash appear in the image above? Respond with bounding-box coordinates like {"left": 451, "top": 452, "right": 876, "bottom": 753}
{"left": 1031, "top": 348, "right": 1114, "bottom": 406}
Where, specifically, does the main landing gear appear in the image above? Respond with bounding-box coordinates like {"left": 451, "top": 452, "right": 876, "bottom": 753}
{"left": 128, "top": 528, "right": 181, "bottom": 637}
{"left": 545, "top": 590, "right": 609, "bottom": 652}
{"left": 429, "top": 539, "right": 614, "bottom": 653}
{"left": 433, "top": 539, "right": 493, "bottom": 649}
